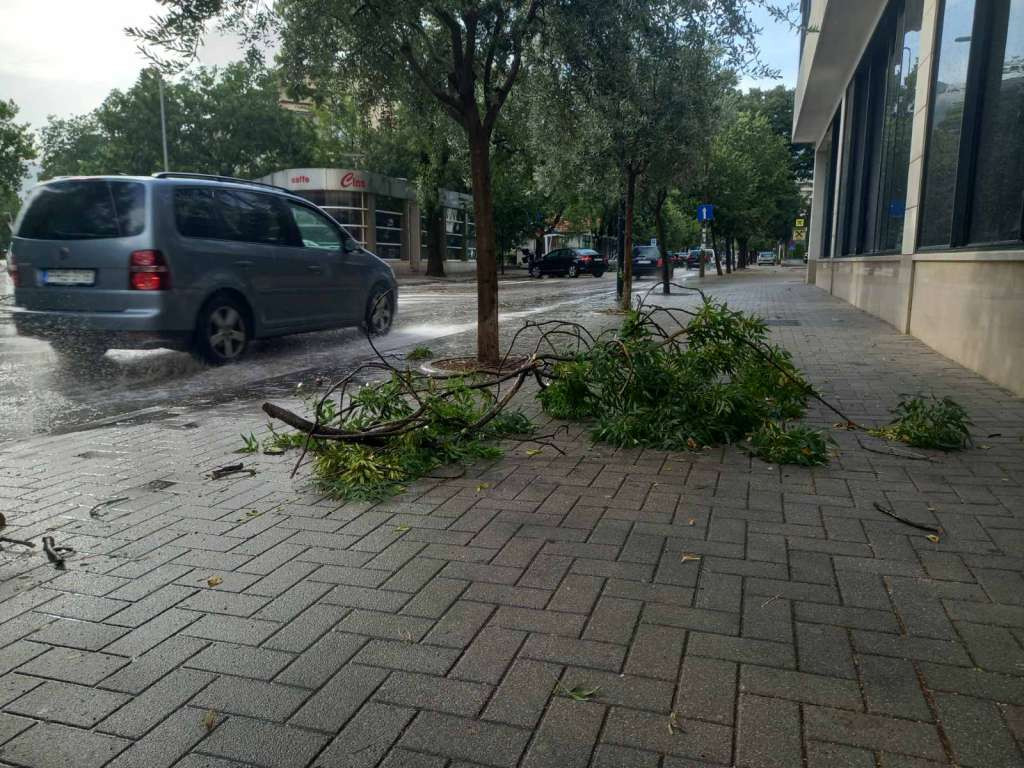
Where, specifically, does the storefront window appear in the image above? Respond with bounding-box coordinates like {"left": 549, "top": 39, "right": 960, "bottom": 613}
{"left": 968, "top": 0, "right": 1024, "bottom": 244}
{"left": 376, "top": 195, "right": 403, "bottom": 260}
{"left": 919, "top": 0, "right": 975, "bottom": 247}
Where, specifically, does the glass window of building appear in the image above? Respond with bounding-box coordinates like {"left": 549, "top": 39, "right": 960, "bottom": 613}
{"left": 919, "top": 0, "right": 976, "bottom": 247}
{"left": 968, "top": 0, "right": 1024, "bottom": 244}
{"left": 375, "top": 196, "right": 404, "bottom": 260}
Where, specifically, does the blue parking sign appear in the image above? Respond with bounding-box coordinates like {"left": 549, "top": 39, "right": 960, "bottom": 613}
{"left": 697, "top": 204, "right": 714, "bottom": 222}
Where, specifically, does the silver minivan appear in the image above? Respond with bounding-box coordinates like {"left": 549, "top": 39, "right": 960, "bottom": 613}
{"left": 7, "top": 173, "right": 398, "bottom": 364}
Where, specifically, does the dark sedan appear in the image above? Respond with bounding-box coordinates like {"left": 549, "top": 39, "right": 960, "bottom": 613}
{"left": 632, "top": 245, "right": 672, "bottom": 278}
{"left": 529, "top": 247, "right": 607, "bottom": 278}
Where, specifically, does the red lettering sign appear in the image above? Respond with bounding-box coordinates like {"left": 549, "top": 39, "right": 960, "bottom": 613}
{"left": 290, "top": 175, "right": 310, "bottom": 184}
{"left": 341, "top": 172, "right": 367, "bottom": 189}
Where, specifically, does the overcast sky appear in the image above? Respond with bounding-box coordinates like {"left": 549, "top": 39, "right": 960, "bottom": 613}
{"left": 1, "top": 0, "right": 798, "bottom": 130}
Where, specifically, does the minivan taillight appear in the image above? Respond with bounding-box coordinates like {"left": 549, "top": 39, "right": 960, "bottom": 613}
{"left": 5, "top": 252, "right": 18, "bottom": 287}
{"left": 130, "top": 250, "right": 169, "bottom": 291}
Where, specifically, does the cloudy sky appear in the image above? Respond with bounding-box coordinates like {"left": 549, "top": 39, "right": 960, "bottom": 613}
{"left": 1, "top": 0, "right": 799, "bottom": 130}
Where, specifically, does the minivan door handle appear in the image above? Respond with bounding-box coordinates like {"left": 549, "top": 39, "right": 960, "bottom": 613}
{"left": 235, "top": 260, "right": 254, "bottom": 268}
{"left": 307, "top": 265, "right": 323, "bottom": 273}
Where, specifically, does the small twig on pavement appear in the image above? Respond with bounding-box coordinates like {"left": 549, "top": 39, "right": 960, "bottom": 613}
{"left": 87, "top": 497, "right": 129, "bottom": 519}
{"left": 208, "top": 463, "right": 257, "bottom": 480}
{"left": 873, "top": 501, "right": 941, "bottom": 534}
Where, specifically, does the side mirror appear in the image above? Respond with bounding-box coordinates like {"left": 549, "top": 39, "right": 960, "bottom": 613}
{"left": 342, "top": 238, "right": 359, "bottom": 254}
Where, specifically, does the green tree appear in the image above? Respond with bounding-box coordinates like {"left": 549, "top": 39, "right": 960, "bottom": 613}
{"left": 132, "top": 0, "right": 545, "bottom": 364}
{"left": 739, "top": 86, "right": 814, "bottom": 181}
{"left": 0, "top": 99, "right": 36, "bottom": 250}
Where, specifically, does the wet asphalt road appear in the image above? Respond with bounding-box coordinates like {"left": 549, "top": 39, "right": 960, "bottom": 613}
{"left": 0, "top": 271, "right": 636, "bottom": 443}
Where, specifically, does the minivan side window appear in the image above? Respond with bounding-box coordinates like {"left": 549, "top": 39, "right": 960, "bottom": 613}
{"left": 216, "top": 190, "right": 293, "bottom": 246}
{"left": 174, "top": 188, "right": 222, "bottom": 239}
{"left": 288, "top": 203, "right": 342, "bottom": 250}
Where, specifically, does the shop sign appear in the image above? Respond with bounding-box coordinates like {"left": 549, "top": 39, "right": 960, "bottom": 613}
{"left": 341, "top": 172, "right": 368, "bottom": 189}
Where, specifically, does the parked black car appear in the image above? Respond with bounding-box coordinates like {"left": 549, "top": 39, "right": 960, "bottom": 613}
{"left": 529, "top": 247, "right": 607, "bottom": 278}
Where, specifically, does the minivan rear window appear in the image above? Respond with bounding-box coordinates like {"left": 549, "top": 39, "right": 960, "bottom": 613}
{"left": 16, "top": 180, "right": 146, "bottom": 240}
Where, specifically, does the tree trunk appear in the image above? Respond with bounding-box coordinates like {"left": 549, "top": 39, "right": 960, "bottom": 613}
{"left": 654, "top": 189, "right": 670, "bottom": 295}
{"left": 712, "top": 228, "right": 723, "bottom": 276}
{"left": 425, "top": 204, "right": 446, "bottom": 278}
{"left": 622, "top": 169, "right": 637, "bottom": 311}
{"left": 725, "top": 235, "right": 732, "bottom": 274}
{"left": 468, "top": 126, "right": 500, "bottom": 365}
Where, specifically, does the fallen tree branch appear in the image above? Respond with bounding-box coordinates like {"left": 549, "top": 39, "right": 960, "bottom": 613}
{"left": 873, "top": 501, "right": 941, "bottom": 533}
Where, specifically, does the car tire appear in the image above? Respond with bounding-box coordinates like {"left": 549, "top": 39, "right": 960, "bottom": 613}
{"left": 568, "top": 264, "right": 579, "bottom": 278}
{"left": 194, "top": 294, "right": 250, "bottom": 365}
{"left": 529, "top": 265, "right": 541, "bottom": 278}
{"left": 364, "top": 284, "right": 395, "bottom": 336}
{"left": 592, "top": 270, "right": 605, "bottom": 278}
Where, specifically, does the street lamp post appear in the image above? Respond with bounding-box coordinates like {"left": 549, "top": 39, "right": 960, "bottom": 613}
{"left": 158, "top": 74, "right": 169, "bottom": 172}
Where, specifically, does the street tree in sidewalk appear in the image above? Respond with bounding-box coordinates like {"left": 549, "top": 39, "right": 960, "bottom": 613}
{"left": 132, "top": 0, "right": 545, "bottom": 365}
{"left": 553, "top": 0, "right": 766, "bottom": 310}
{"left": 0, "top": 99, "right": 35, "bottom": 251}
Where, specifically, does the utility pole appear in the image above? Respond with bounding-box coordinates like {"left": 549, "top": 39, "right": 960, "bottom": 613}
{"left": 158, "top": 73, "right": 169, "bottom": 172}
{"left": 615, "top": 196, "right": 625, "bottom": 302}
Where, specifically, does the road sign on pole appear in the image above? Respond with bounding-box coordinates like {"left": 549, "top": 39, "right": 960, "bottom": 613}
{"left": 697, "top": 204, "right": 715, "bottom": 223}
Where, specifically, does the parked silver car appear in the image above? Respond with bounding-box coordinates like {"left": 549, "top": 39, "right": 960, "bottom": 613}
{"left": 7, "top": 173, "right": 397, "bottom": 364}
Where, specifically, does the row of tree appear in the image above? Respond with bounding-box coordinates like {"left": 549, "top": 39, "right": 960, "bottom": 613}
{"left": 2, "top": 0, "right": 808, "bottom": 363}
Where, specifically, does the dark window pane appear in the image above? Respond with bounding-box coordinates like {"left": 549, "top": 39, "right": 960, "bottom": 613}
{"left": 821, "top": 113, "right": 841, "bottom": 258}
{"left": 215, "top": 190, "right": 293, "bottom": 246}
{"left": 969, "top": 0, "right": 1024, "bottom": 244}
{"left": 174, "top": 188, "right": 223, "bottom": 239}
{"left": 17, "top": 181, "right": 146, "bottom": 240}
{"left": 920, "top": 0, "right": 977, "bottom": 247}
{"left": 876, "top": 0, "right": 924, "bottom": 252}
{"left": 289, "top": 203, "right": 342, "bottom": 250}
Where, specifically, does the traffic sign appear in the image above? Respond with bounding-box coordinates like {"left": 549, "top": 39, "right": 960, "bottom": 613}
{"left": 793, "top": 227, "right": 808, "bottom": 241}
{"left": 697, "top": 204, "right": 714, "bottom": 223}
{"left": 794, "top": 217, "right": 806, "bottom": 228}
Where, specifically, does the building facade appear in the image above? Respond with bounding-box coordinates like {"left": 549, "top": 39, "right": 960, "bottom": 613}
{"left": 258, "top": 168, "right": 476, "bottom": 276}
{"left": 795, "top": 0, "right": 1024, "bottom": 394}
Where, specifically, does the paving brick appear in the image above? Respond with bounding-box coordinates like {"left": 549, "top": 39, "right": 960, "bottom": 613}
{"left": 98, "top": 668, "right": 213, "bottom": 738}
{"left": 603, "top": 578, "right": 694, "bottom": 605}
{"left": 851, "top": 629, "right": 972, "bottom": 666}
{"left": 0, "top": 674, "right": 42, "bottom": 708}
{"left": 797, "top": 622, "right": 857, "bottom": 679}
{"left": 182, "top": 614, "right": 280, "bottom": 646}
{"left": 289, "top": 663, "right": 389, "bottom": 732}
{"left": 739, "top": 664, "right": 861, "bottom": 709}
{"left": 177, "top": 590, "right": 268, "bottom": 617}
{"left": 375, "top": 670, "right": 491, "bottom": 717}
{"left": 100, "top": 635, "right": 206, "bottom": 693}
{"left": 521, "top": 696, "right": 604, "bottom": 768}
{"left": 353, "top": 638, "right": 460, "bottom": 675}
{"left": 624, "top": 624, "right": 685, "bottom": 681}
{"left": 450, "top": 626, "right": 526, "bottom": 684}
{"left": 275, "top": 632, "right": 366, "bottom": 689}
{"left": 642, "top": 604, "right": 739, "bottom": 636}
{"left": 28, "top": 617, "right": 127, "bottom": 651}
{"left": 794, "top": 602, "right": 901, "bottom": 634}
{"left": 399, "top": 711, "right": 531, "bottom": 768}
{"left": 423, "top": 601, "right": 493, "bottom": 648}
{"left": 957, "top": 621, "right": 1024, "bottom": 674}
{"left": 492, "top": 606, "right": 587, "bottom": 637}
{"left": 191, "top": 676, "right": 310, "bottom": 722}
{"left": 336, "top": 609, "right": 434, "bottom": 642}
{"left": 378, "top": 749, "right": 446, "bottom": 768}
{"left": 104, "top": 706, "right": 213, "bottom": 768}
{"left": 36, "top": 591, "right": 130, "bottom": 622}
{"left": 736, "top": 693, "right": 801, "bottom": 768}
{"left": 262, "top": 603, "right": 348, "bottom": 653}
{"left": 919, "top": 661, "right": 1024, "bottom": 705}
{"left": 688, "top": 632, "right": 795, "bottom": 669}
{"left": 741, "top": 593, "right": 792, "bottom": 643}
{"left": 8, "top": 680, "right": 130, "bottom": 727}
{"left": 0, "top": 711, "right": 33, "bottom": 746}
{"left": 522, "top": 633, "right": 626, "bottom": 672}
{"left": 104, "top": 608, "right": 200, "bottom": 657}
{"left": 482, "top": 658, "right": 560, "bottom": 727}
{"left": 804, "top": 705, "right": 946, "bottom": 761}
{"left": 186, "top": 641, "right": 293, "bottom": 680}
{"left": 104, "top": 584, "right": 195, "bottom": 628}
{"left": 935, "top": 692, "right": 1024, "bottom": 768}
{"left": 15, "top": 644, "right": 125, "bottom": 685}
{"left": 858, "top": 654, "right": 932, "bottom": 721}
{"left": 400, "top": 577, "right": 468, "bottom": 618}
{"left": 603, "top": 706, "right": 733, "bottom": 764}
{"left": 0, "top": 722, "right": 130, "bottom": 768}
{"left": 547, "top": 574, "right": 603, "bottom": 614}
{"left": 199, "top": 715, "right": 329, "bottom": 768}
{"left": 592, "top": 744, "right": 660, "bottom": 768}
{"left": 381, "top": 557, "right": 447, "bottom": 593}
{"left": 805, "top": 740, "right": 876, "bottom": 768}
{"left": 677, "top": 655, "right": 737, "bottom": 725}
{"left": 316, "top": 702, "right": 415, "bottom": 768}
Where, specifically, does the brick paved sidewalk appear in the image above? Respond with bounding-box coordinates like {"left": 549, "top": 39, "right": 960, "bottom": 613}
{"left": 0, "top": 271, "right": 1022, "bottom": 768}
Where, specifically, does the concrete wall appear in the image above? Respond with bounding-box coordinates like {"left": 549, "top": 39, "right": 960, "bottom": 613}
{"left": 829, "top": 259, "right": 904, "bottom": 330}
{"left": 910, "top": 259, "right": 1024, "bottom": 395}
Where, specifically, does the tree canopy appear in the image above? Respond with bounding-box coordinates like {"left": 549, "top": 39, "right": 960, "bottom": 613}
{"left": 0, "top": 99, "right": 36, "bottom": 250}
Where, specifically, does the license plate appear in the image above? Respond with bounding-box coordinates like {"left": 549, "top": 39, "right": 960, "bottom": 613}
{"left": 44, "top": 269, "right": 95, "bottom": 286}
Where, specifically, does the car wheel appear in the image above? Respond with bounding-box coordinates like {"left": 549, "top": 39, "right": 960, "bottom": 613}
{"left": 592, "top": 270, "right": 605, "bottom": 278}
{"left": 529, "top": 265, "right": 541, "bottom": 278}
{"left": 568, "top": 264, "right": 579, "bottom": 278}
{"left": 365, "top": 284, "right": 395, "bottom": 336}
{"left": 194, "top": 294, "right": 249, "bottom": 365}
